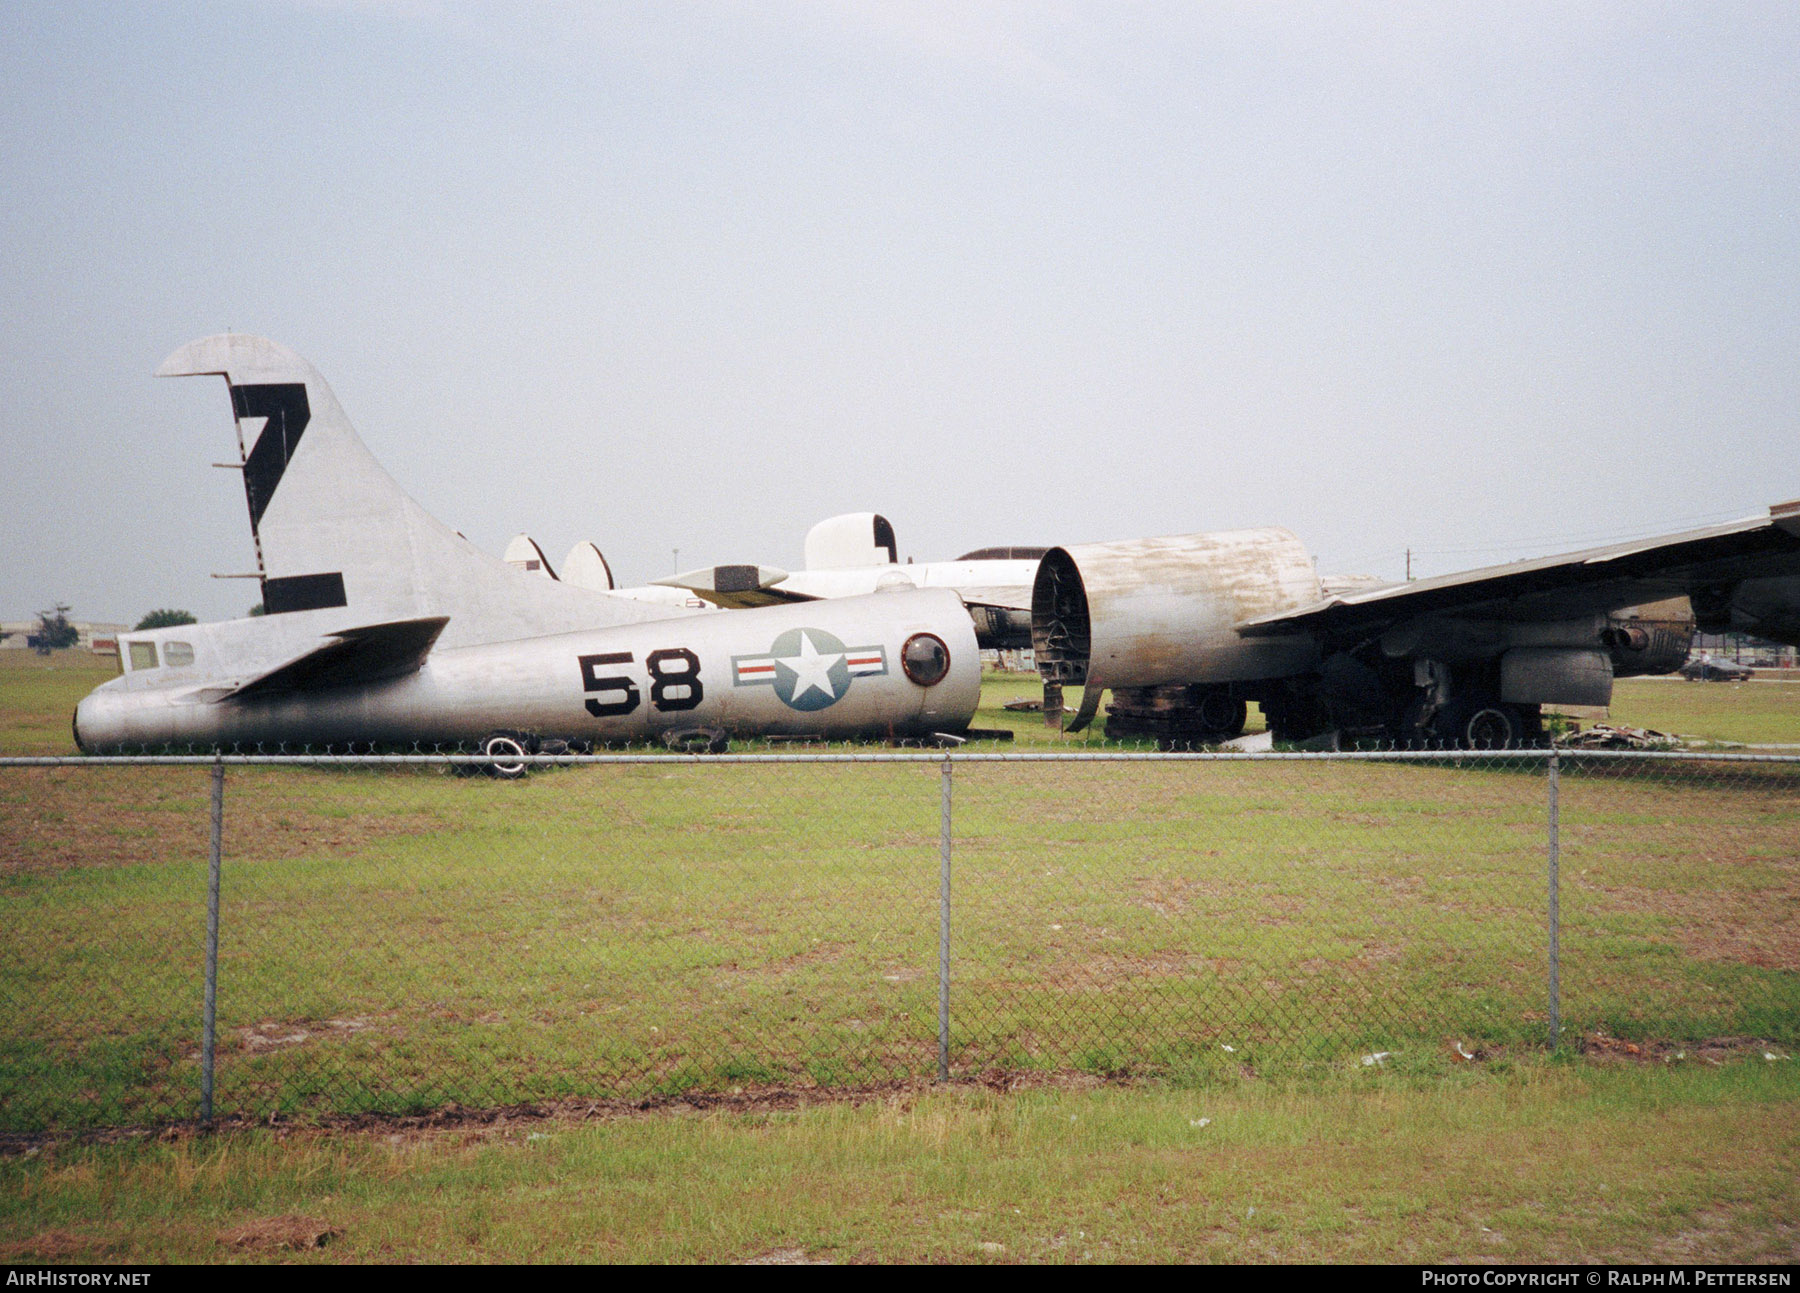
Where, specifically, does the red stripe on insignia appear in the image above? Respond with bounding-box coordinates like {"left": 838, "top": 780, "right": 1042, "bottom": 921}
{"left": 739, "top": 664, "right": 775, "bottom": 674}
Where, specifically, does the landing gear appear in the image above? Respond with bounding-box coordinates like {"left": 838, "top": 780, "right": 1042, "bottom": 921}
{"left": 1261, "top": 685, "right": 1333, "bottom": 745}
{"left": 1429, "top": 697, "right": 1540, "bottom": 750}
{"left": 661, "top": 726, "right": 730, "bottom": 754}
{"left": 465, "top": 730, "right": 532, "bottom": 779}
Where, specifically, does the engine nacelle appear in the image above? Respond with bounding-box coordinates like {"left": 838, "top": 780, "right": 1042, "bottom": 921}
{"left": 1032, "top": 528, "right": 1321, "bottom": 690}
{"left": 1694, "top": 577, "right": 1800, "bottom": 646}
{"left": 1602, "top": 597, "right": 1694, "bottom": 677}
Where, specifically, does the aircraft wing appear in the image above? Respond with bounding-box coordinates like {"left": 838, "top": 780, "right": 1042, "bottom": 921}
{"left": 223, "top": 616, "right": 450, "bottom": 700}
{"left": 652, "top": 565, "right": 819, "bottom": 610}
{"left": 1238, "top": 501, "right": 1800, "bottom": 641}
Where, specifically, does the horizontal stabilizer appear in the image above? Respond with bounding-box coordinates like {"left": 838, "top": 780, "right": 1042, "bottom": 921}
{"left": 653, "top": 565, "right": 816, "bottom": 610}
{"left": 956, "top": 586, "right": 1035, "bottom": 613}
{"left": 224, "top": 616, "right": 449, "bottom": 700}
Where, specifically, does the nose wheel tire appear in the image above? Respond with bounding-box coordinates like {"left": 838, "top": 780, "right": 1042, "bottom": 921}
{"left": 472, "top": 731, "right": 533, "bottom": 779}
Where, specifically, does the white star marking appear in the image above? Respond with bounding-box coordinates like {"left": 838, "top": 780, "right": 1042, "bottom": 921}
{"left": 779, "top": 630, "right": 845, "bottom": 704}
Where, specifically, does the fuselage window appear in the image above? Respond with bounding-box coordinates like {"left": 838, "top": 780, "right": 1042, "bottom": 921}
{"left": 127, "top": 641, "right": 159, "bottom": 671}
{"left": 163, "top": 642, "right": 195, "bottom": 667}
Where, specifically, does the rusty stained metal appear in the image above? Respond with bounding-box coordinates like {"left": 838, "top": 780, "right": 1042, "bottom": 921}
{"left": 1032, "top": 528, "right": 1322, "bottom": 694}
{"left": 1103, "top": 684, "right": 1249, "bottom": 745}
{"left": 1603, "top": 597, "right": 1694, "bottom": 677}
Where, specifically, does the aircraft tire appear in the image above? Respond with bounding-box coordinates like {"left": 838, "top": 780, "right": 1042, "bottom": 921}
{"left": 1196, "top": 692, "right": 1249, "bottom": 739}
{"left": 1262, "top": 688, "right": 1331, "bottom": 744}
{"left": 1432, "top": 697, "right": 1526, "bottom": 750}
{"left": 476, "top": 731, "right": 533, "bottom": 779}
{"left": 661, "top": 726, "right": 730, "bottom": 754}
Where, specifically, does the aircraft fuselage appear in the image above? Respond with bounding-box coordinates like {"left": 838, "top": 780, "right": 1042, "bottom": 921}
{"left": 75, "top": 589, "right": 979, "bottom": 751}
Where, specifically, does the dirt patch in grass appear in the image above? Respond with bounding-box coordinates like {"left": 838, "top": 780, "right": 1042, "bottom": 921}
{"left": 0, "top": 770, "right": 445, "bottom": 873}
{"left": 6, "top": 1049, "right": 1796, "bottom": 1157}
{"left": 1047, "top": 952, "right": 1236, "bottom": 989}
{"left": 0, "top": 1229, "right": 94, "bottom": 1261}
{"left": 0, "top": 1070, "right": 1123, "bottom": 1155}
{"left": 1651, "top": 1209, "right": 1800, "bottom": 1264}
{"left": 743, "top": 1247, "right": 835, "bottom": 1265}
{"left": 713, "top": 940, "right": 855, "bottom": 984}
{"left": 230, "top": 1017, "right": 387, "bottom": 1055}
{"left": 217, "top": 1215, "right": 342, "bottom": 1252}
{"left": 1578, "top": 1033, "right": 1789, "bottom": 1064}
{"left": 1575, "top": 881, "right": 1800, "bottom": 972}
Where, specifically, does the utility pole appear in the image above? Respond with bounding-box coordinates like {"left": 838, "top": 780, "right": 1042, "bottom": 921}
{"left": 1406, "top": 548, "right": 1413, "bottom": 582}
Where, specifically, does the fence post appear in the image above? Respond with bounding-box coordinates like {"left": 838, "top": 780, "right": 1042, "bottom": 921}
{"left": 201, "top": 758, "right": 224, "bottom": 1124}
{"left": 1547, "top": 750, "right": 1561, "bottom": 1050}
{"left": 937, "top": 755, "right": 953, "bottom": 1082}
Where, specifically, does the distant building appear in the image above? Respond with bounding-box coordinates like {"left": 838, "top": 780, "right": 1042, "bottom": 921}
{"left": 0, "top": 619, "right": 130, "bottom": 652}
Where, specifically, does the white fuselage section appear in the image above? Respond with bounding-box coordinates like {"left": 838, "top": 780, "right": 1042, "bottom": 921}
{"left": 75, "top": 589, "right": 980, "bottom": 750}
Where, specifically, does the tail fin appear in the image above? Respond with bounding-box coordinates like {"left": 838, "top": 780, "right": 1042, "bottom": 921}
{"left": 503, "top": 533, "right": 558, "bottom": 579}
{"left": 158, "top": 334, "right": 687, "bottom": 645}
{"left": 561, "top": 541, "right": 616, "bottom": 591}
{"left": 803, "top": 512, "right": 898, "bottom": 569}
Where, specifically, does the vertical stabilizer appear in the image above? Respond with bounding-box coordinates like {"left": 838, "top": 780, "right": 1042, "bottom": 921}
{"left": 503, "top": 534, "right": 558, "bottom": 579}
{"left": 803, "top": 513, "right": 898, "bottom": 569}
{"left": 562, "top": 541, "right": 617, "bottom": 591}
{"left": 157, "top": 334, "right": 687, "bottom": 645}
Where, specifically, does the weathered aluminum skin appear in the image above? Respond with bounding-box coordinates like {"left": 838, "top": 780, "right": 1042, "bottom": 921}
{"left": 1500, "top": 647, "right": 1614, "bottom": 708}
{"left": 73, "top": 335, "right": 979, "bottom": 751}
{"left": 1032, "top": 529, "right": 1321, "bottom": 690}
{"left": 1238, "top": 502, "right": 1800, "bottom": 644}
{"left": 1604, "top": 598, "right": 1694, "bottom": 678}
{"left": 75, "top": 588, "right": 979, "bottom": 750}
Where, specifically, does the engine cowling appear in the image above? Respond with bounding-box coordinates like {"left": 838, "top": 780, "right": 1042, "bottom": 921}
{"left": 1032, "top": 528, "right": 1322, "bottom": 690}
{"left": 1602, "top": 597, "right": 1694, "bottom": 677}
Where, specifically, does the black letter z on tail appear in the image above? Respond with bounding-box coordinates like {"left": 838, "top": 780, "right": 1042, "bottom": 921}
{"left": 230, "top": 383, "right": 311, "bottom": 530}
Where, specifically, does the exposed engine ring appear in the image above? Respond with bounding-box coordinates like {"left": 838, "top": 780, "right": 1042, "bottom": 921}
{"left": 1103, "top": 685, "right": 1248, "bottom": 744}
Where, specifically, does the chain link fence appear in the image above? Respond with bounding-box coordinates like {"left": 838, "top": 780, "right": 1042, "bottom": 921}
{"left": 2, "top": 749, "right": 1795, "bottom": 1132}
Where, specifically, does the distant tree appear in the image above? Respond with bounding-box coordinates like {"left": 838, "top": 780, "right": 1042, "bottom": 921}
{"left": 134, "top": 609, "right": 197, "bottom": 631}
{"left": 30, "top": 604, "right": 78, "bottom": 655}
{"left": 248, "top": 603, "right": 266, "bottom": 618}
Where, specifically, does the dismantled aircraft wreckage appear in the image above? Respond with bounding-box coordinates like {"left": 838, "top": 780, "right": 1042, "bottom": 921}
{"left": 1032, "top": 516, "right": 1800, "bottom": 748}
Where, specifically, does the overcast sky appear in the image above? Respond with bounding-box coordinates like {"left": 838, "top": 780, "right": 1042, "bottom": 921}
{"left": 2, "top": 1, "right": 1796, "bottom": 625}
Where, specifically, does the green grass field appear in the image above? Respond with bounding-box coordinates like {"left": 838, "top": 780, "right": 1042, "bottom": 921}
{"left": 3, "top": 650, "right": 1797, "bottom": 1262}
{"left": 3, "top": 1066, "right": 1796, "bottom": 1263}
